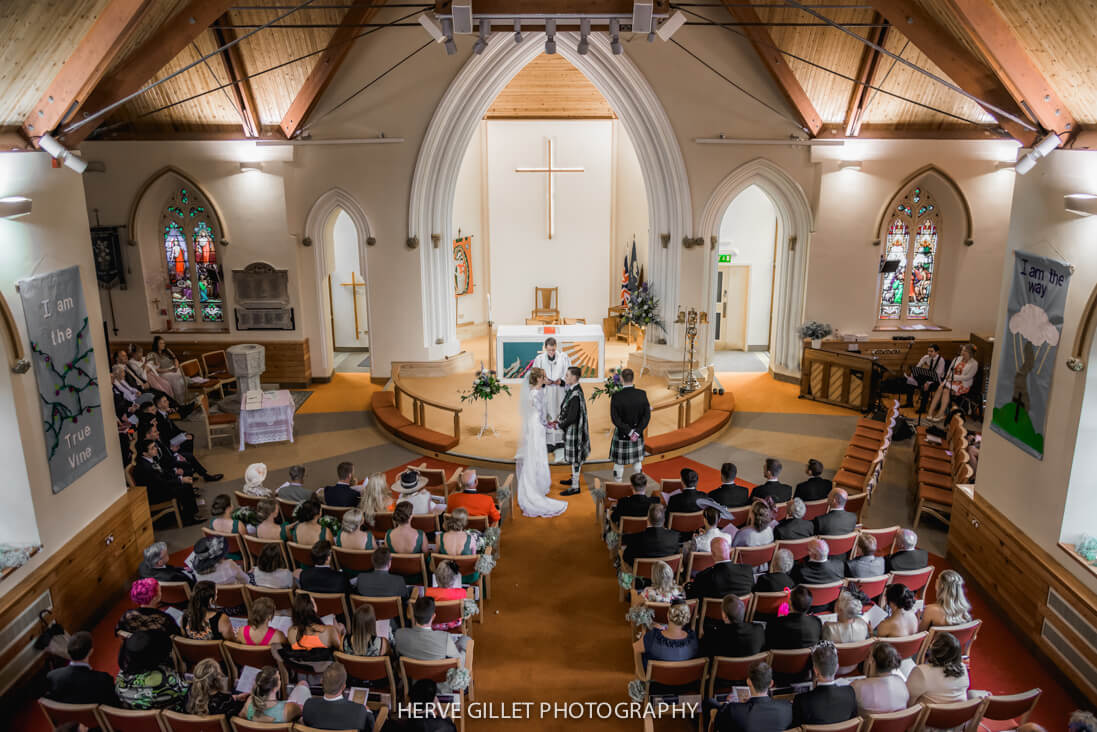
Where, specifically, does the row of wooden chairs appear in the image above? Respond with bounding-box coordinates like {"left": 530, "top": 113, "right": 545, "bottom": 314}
{"left": 834, "top": 399, "right": 901, "bottom": 503}
{"left": 911, "top": 413, "right": 972, "bottom": 531}
{"left": 178, "top": 349, "right": 238, "bottom": 403}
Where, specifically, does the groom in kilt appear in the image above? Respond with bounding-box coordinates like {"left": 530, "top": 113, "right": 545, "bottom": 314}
{"left": 609, "top": 368, "right": 651, "bottom": 481}
{"left": 557, "top": 367, "right": 590, "bottom": 496}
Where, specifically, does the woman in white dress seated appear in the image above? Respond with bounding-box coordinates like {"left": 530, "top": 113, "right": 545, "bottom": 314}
{"left": 852, "top": 642, "right": 910, "bottom": 714}
{"left": 906, "top": 632, "right": 970, "bottom": 705}
{"left": 515, "top": 368, "right": 568, "bottom": 518}
{"left": 926, "top": 343, "right": 978, "bottom": 422}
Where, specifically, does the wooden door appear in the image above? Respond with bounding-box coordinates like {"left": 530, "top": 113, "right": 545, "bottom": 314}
{"left": 715, "top": 265, "right": 750, "bottom": 351}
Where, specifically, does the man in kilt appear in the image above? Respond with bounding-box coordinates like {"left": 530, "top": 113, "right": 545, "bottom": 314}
{"left": 609, "top": 368, "right": 651, "bottom": 481}
{"left": 557, "top": 367, "right": 590, "bottom": 496}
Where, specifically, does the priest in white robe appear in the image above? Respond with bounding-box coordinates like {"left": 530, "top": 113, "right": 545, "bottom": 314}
{"left": 532, "top": 337, "right": 571, "bottom": 462}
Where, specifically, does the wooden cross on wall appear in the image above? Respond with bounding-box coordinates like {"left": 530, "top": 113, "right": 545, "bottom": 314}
{"left": 515, "top": 138, "right": 585, "bottom": 240}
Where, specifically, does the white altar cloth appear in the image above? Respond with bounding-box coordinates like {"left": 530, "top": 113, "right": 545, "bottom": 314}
{"left": 239, "top": 389, "right": 295, "bottom": 451}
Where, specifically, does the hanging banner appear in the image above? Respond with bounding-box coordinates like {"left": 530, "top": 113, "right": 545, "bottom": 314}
{"left": 990, "top": 251, "right": 1072, "bottom": 459}
{"left": 18, "top": 266, "right": 107, "bottom": 493}
{"left": 90, "top": 225, "right": 126, "bottom": 289}
{"left": 453, "top": 236, "right": 473, "bottom": 296}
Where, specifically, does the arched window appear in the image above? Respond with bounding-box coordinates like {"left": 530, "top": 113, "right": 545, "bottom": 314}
{"left": 160, "top": 186, "right": 224, "bottom": 324}
{"left": 877, "top": 185, "right": 939, "bottom": 322}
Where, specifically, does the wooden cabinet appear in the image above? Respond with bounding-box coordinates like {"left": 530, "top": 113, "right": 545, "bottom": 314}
{"left": 799, "top": 348, "right": 876, "bottom": 411}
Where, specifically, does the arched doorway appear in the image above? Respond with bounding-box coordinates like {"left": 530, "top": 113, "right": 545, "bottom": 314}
{"left": 409, "top": 31, "right": 691, "bottom": 360}
{"left": 698, "top": 158, "right": 814, "bottom": 375}
{"left": 305, "top": 188, "right": 372, "bottom": 378}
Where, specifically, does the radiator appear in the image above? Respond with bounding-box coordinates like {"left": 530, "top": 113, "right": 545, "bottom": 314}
{"left": 0, "top": 589, "right": 52, "bottom": 696}
{"left": 1042, "top": 587, "right": 1097, "bottom": 699}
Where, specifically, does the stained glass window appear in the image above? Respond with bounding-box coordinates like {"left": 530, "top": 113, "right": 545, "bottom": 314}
{"left": 160, "top": 186, "right": 225, "bottom": 327}
{"left": 877, "top": 185, "right": 941, "bottom": 323}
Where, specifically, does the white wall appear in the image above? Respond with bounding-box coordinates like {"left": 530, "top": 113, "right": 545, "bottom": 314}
{"left": 486, "top": 120, "right": 613, "bottom": 325}
{"left": 0, "top": 152, "right": 127, "bottom": 580}
{"left": 719, "top": 185, "right": 776, "bottom": 347}
{"left": 452, "top": 123, "right": 486, "bottom": 325}
{"left": 614, "top": 122, "right": 649, "bottom": 296}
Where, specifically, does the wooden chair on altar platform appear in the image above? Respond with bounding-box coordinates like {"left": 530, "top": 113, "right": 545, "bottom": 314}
{"left": 531, "top": 287, "right": 560, "bottom": 324}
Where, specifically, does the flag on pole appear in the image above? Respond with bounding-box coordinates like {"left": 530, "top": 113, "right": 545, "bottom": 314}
{"left": 629, "top": 238, "right": 642, "bottom": 288}
{"left": 620, "top": 254, "right": 631, "bottom": 305}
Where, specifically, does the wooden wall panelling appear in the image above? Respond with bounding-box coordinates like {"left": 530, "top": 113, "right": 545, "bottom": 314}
{"left": 121, "top": 338, "right": 311, "bottom": 386}
{"left": 806, "top": 336, "right": 991, "bottom": 377}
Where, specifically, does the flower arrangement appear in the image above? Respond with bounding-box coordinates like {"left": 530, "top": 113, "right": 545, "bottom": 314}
{"left": 800, "top": 320, "right": 833, "bottom": 340}
{"left": 441, "top": 667, "right": 472, "bottom": 694}
{"left": 621, "top": 282, "right": 664, "bottom": 333}
{"left": 618, "top": 571, "right": 634, "bottom": 590}
{"left": 231, "top": 507, "right": 260, "bottom": 526}
{"left": 625, "top": 605, "right": 655, "bottom": 630}
{"left": 590, "top": 366, "right": 625, "bottom": 402}
{"left": 318, "top": 516, "right": 341, "bottom": 534}
{"left": 605, "top": 529, "right": 621, "bottom": 553}
{"left": 461, "top": 598, "right": 480, "bottom": 620}
{"left": 627, "top": 679, "right": 647, "bottom": 703}
{"left": 475, "top": 553, "right": 497, "bottom": 576}
{"left": 460, "top": 368, "right": 510, "bottom": 403}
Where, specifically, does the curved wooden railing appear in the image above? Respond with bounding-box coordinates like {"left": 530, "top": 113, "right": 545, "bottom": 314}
{"left": 392, "top": 365, "right": 462, "bottom": 440}
{"left": 647, "top": 366, "right": 716, "bottom": 433}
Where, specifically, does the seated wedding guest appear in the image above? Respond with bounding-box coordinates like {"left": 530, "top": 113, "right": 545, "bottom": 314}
{"left": 792, "top": 539, "right": 844, "bottom": 587}
{"left": 111, "top": 364, "right": 142, "bottom": 416}
{"left": 323, "top": 462, "right": 361, "bottom": 508}
{"left": 288, "top": 593, "right": 343, "bottom": 651}
{"left": 1070, "top": 712, "right": 1097, "bottom": 732}
{"left": 753, "top": 548, "right": 796, "bottom": 593}
{"left": 44, "top": 631, "right": 119, "bottom": 706}
{"left": 278, "top": 464, "right": 313, "bottom": 504}
{"left": 185, "top": 658, "right": 246, "bottom": 718}
{"left": 297, "top": 540, "right": 351, "bottom": 595}
{"left": 773, "top": 498, "right": 813, "bottom": 541}
{"left": 439, "top": 508, "right": 490, "bottom": 584}
{"left": 846, "top": 534, "right": 885, "bottom": 578}
{"left": 792, "top": 641, "right": 858, "bottom": 726}
{"left": 302, "top": 662, "right": 375, "bottom": 732}
{"left": 251, "top": 542, "right": 294, "bottom": 589}
{"left": 712, "top": 661, "right": 791, "bottom": 732}
{"left": 693, "top": 506, "right": 735, "bottom": 551}
{"left": 208, "top": 494, "right": 250, "bottom": 558}
{"left": 241, "top": 462, "right": 272, "bottom": 498}
{"left": 358, "top": 472, "right": 389, "bottom": 525}
{"left": 393, "top": 597, "right": 468, "bottom": 665}
{"left": 926, "top": 343, "right": 978, "bottom": 422}
{"left": 633, "top": 603, "right": 699, "bottom": 692}
{"left": 610, "top": 473, "right": 658, "bottom": 525}
{"left": 133, "top": 439, "right": 200, "bottom": 525}
{"left": 636, "top": 559, "right": 685, "bottom": 604}
{"left": 732, "top": 500, "right": 774, "bottom": 548}
{"left": 920, "top": 569, "right": 973, "bottom": 631}
{"left": 667, "top": 467, "right": 705, "bottom": 514}
{"left": 707, "top": 462, "right": 749, "bottom": 508}
{"left": 287, "top": 498, "right": 332, "bottom": 546}
{"left": 115, "top": 630, "right": 187, "bottom": 710}
{"left": 117, "top": 578, "right": 181, "bottom": 636}
{"left": 138, "top": 541, "right": 193, "bottom": 586}
{"left": 446, "top": 469, "right": 501, "bottom": 525}
{"left": 148, "top": 336, "right": 188, "bottom": 403}
{"left": 139, "top": 416, "right": 213, "bottom": 483}
{"left": 152, "top": 393, "right": 207, "bottom": 463}
{"left": 236, "top": 597, "right": 289, "bottom": 647}
{"left": 686, "top": 537, "right": 753, "bottom": 599}
{"left": 794, "top": 459, "right": 832, "bottom": 502}
{"left": 700, "top": 595, "right": 764, "bottom": 659}
{"left": 390, "top": 469, "right": 438, "bottom": 515}
{"left": 344, "top": 604, "right": 388, "bottom": 657}
{"left": 353, "top": 547, "right": 409, "bottom": 600}
{"left": 254, "top": 499, "right": 284, "bottom": 541}
{"left": 335, "top": 508, "right": 375, "bottom": 551}
{"left": 182, "top": 581, "right": 235, "bottom": 640}
{"left": 192, "top": 536, "right": 249, "bottom": 586}
{"left": 621, "top": 503, "right": 684, "bottom": 569}
{"left": 424, "top": 561, "right": 466, "bottom": 631}
{"left": 239, "top": 666, "right": 310, "bottom": 723}
{"left": 886, "top": 529, "right": 928, "bottom": 572}
{"left": 875, "top": 585, "right": 919, "bottom": 638}
{"left": 392, "top": 679, "right": 459, "bottom": 732}
{"left": 851, "top": 643, "right": 909, "bottom": 714}
{"left": 813, "top": 488, "right": 857, "bottom": 539}
{"left": 751, "top": 458, "right": 792, "bottom": 504}
{"left": 824, "top": 592, "right": 871, "bottom": 673}
{"left": 765, "top": 587, "right": 823, "bottom": 650}
{"left": 906, "top": 632, "right": 970, "bottom": 704}
{"left": 386, "top": 500, "right": 428, "bottom": 557}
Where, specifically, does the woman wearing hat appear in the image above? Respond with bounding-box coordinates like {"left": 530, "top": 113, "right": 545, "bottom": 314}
{"left": 389, "top": 468, "right": 438, "bottom": 515}
{"left": 115, "top": 630, "right": 187, "bottom": 710}
{"left": 192, "top": 535, "right": 249, "bottom": 586}
{"left": 116, "top": 578, "right": 181, "bottom": 636}
{"left": 241, "top": 462, "right": 272, "bottom": 498}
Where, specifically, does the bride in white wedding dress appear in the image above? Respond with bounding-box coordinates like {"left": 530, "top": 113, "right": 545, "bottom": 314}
{"left": 515, "top": 368, "right": 568, "bottom": 518}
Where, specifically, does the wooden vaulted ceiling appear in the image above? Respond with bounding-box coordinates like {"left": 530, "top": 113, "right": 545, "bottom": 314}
{"left": 0, "top": 0, "right": 1094, "bottom": 148}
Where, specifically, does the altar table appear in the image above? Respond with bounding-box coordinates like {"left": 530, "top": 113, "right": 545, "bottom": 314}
{"left": 239, "top": 389, "right": 295, "bottom": 451}
{"left": 495, "top": 324, "right": 605, "bottom": 383}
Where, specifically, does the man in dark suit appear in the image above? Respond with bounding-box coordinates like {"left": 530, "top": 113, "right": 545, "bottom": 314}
{"left": 686, "top": 537, "right": 753, "bottom": 599}
{"left": 610, "top": 473, "right": 658, "bottom": 526}
{"left": 132, "top": 439, "right": 200, "bottom": 524}
{"left": 773, "top": 498, "right": 814, "bottom": 540}
{"left": 712, "top": 661, "right": 792, "bottom": 732}
{"left": 608, "top": 368, "right": 651, "bottom": 482}
{"left": 794, "top": 459, "right": 832, "bottom": 502}
{"left": 138, "top": 541, "right": 194, "bottom": 586}
{"left": 791, "top": 642, "right": 858, "bottom": 726}
{"left": 302, "top": 662, "right": 375, "bottom": 731}
{"left": 621, "top": 503, "right": 682, "bottom": 569}
{"left": 666, "top": 467, "right": 705, "bottom": 515}
{"left": 45, "top": 632, "right": 119, "bottom": 706}
{"left": 700, "top": 595, "right": 765, "bottom": 659}
{"left": 792, "top": 540, "right": 844, "bottom": 612}
{"left": 765, "top": 587, "right": 823, "bottom": 650}
{"left": 845, "top": 534, "right": 886, "bottom": 578}
{"left": 352, "top": 547, "right": 410, "bottom": 602}
{"left": 886, "top": 529, "right": 929, "bottom": 572}
{"left": 707, "top": 462, "right": 750, "bottom": 508}
{"left": 813, "top": 488, "right": 858, "bottom": 538}
{"left": 751, "top": 458, "right": 792, "bottom": 504}
{"left": 322, "top": 461, "right": 360, "bottom": 507}
{"left": 753, "top": 548, "right": 796, "bottom": 594}
{"left": 147, "top": 397, "right": 222, "bottom": 481}
{"left": 297, "top": 541, "right": 350, "bottom": 595}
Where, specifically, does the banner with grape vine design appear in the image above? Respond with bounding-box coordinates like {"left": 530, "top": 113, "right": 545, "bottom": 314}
{"left": 18, "top": 266, "right": 107, "bottom": 493}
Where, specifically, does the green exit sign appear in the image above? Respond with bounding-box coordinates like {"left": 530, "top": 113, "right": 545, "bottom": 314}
{"left": 718, "top": 254, "right": 732, "bottom": 263}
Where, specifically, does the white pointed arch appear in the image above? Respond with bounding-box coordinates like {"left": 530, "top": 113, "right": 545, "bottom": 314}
{"left": 409, "top": 32, "right": 692, "bottom": 357}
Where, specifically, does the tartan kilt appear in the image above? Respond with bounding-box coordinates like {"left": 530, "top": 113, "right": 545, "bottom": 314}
{"left": 609, "top": 428, "right": 645, "bottom": 464}
{"left": 563, "top": 425, "right": 590, "bottom": 467}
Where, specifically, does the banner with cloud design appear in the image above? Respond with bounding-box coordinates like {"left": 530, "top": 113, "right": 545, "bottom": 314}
{"left": 990, "top": 251, "right": 1072, "bottom": 459}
